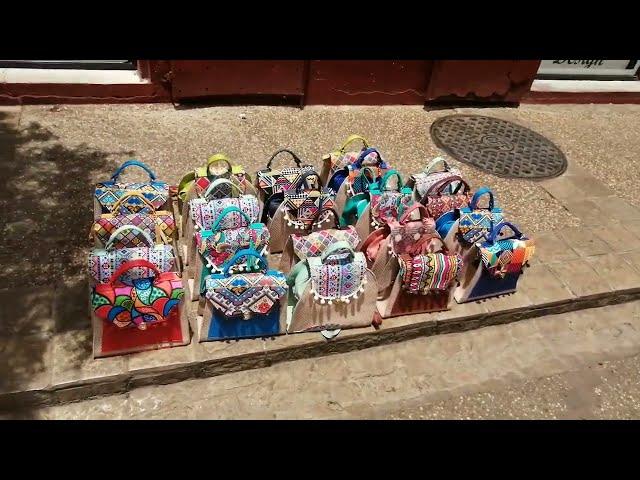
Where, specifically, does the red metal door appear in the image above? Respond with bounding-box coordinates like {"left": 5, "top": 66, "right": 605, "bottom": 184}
{"left": 168, "top": 60, "right": 307, "bottom": 101}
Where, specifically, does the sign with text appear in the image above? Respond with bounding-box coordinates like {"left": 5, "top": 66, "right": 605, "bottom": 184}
{"left": 538, "top": 60, "right": 639, "bottom": 78}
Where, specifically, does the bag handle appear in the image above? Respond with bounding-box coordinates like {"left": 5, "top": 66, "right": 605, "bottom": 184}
{"left": 488, "top": 221, "right": 523, "bottom": 244}
{"left": 223, "top": 249, "right": 268, "bottom": 276}
{"left": 339, "top": 134, "right": 369, "bottom": 153}
{"left": 320, "top": 240, "right": 355, "bottom": 262}
{"left": 203, "top": 178, "right": 243, "bottom": 199}
{"left": 423, "top": 157, "right": 450, "bottom": 175}
{"left": 111, "top": 192, "right": 157, "bottom": 213}
{"left": 424, "top": 175, "right": 470, "bottom": 198}
{"left": 380, "top": 169, "right": 403, "bottom": 191}
{"left": 355, "top": 165, "right": 379, "bottom": 185}
{"left": 295, "top": 171, "right": 324, "bottom": 191}
{"left": 208, "top": 206, "right": 252, "bottom": 232}
{"left": 360, "top": 227, "right": 388, "bottom": 261}
{"left": 469, "top": 187, "right": 495, "bottom": 211}
{"left": 266, "top": 149, "right": 303, "bottom": 169}
{"left": 109, "top": 160, "right": 157, "bottom": 182}
{"left": 105, "top": 225, "right": 154, "bottom": 250}
{"left": 109, "top": 259, "right": 161, "bottom": 286}
{"left": 206, "top": 153, "right": 233, "bottom": 176}
{"left": 399, "top": 203, "right": 431, "bottom": 224}
{"left": 354, "top": 147, "right": 386, "bottom": 169}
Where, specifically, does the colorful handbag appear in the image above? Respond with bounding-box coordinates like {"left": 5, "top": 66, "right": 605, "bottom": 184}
{"left": 478, "top": 222, "right": 535, "bottom": 279}
{"left": 92, "top": 192, "right": 176, "bottom": 247}
{"left": 88, "top": 225, "right": 176, "bottom": 285}
{"left": 375, "top": 234, "right": 459, "bottom": 319}
{"left": 421, "top": 175, "right": 472, "bottom": 221}
{"left": 192, "top": 207, "right": 271, "bottom": 301}
{"left": 455, "top": 222, "right": 535, "bottom": 303}
{"left": 410, "top": 157, "right": 462, "bottom": 200}
{"left": 94, "top": 160, "right": 169, "bottom": 216}
{"left": 340, "top": 192, "right": 370, "bottom": 226}
{"left": 458, "top": 187, "right": 504, "bottom": 244}
{"left": 201, "top": 250, "right": 288, "bottom": 341}
{"left": 398, "top": 251, "right": 463, "bottom": 295}
{"left": 360, "top": 204, "right": 439, "bottom": 299}
{"left": 345, "top": 148, "right": 389, "bottom": 196}
{"left": 178, "top": 153, "right": 252, "bottom": 202}
{"left": 369, "top": 170, "right": 414, "bottom": 228}
{"left": 320, "top": 134, "right": 370, "bottom": 185}
{"left": 281, "top": 172, "right": 336, "bottom": 230}
{"left": 287, "top": 241, "right": 377, "bottom": 333}
{"left": 280, "top": 217, "right": 361, "bottom": 273}
{"left": 256, "top": 149, "right": 317, "bottom": 199}
{"left": 92, "top": 259, "right": 184, "bottom": 330}
{"left": 195, "top": 207, "right": 270, "bottom": 274}
{"left": 387, "top": 204, "right": 438, "bottom": 256}
{"left": 189, "top": 180, "right": 260, "bottom": 231}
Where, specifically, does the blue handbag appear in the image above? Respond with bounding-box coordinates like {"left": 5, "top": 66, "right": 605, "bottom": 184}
{"left": 435, "top": 210, "right": 458, "bottom": 240}
{"left": 455, "top": 222, "right": 535, "bottom": 303}
{"left": 458, "top": 187, "right": 504, "bottom": 243}
{"left": 94, "top": 160, "right": 169, "bottom": 215}
{"left": 202, "top": 249, "right": 288, "bottom": 341}
{"left": 327, "top": 147, "right": 388, "bottom": 194}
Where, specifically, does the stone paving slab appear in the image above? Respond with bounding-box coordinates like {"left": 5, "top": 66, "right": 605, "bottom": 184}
{"left": 2, "top": 219, "right": 640, "bottom": 412}
{"left": 2, "top": 104, "right": 640, "bottom": 412}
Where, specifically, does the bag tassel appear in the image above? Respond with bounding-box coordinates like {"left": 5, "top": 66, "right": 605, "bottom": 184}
{"left": 309, "top": 276, "right": 367, "bottom": 305}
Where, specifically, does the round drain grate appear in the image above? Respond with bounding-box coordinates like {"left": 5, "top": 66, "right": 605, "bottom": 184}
{"left": 430, "top": 115, "right": 567, "bottom": 179}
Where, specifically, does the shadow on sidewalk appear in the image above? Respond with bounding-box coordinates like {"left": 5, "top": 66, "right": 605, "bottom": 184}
{"left": 0, "top": 109, "right": 134, "bottom": 416}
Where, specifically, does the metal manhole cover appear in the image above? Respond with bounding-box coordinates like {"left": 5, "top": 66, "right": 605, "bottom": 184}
{"left": 430, "top": 114, "right": 567, "bottom": 179}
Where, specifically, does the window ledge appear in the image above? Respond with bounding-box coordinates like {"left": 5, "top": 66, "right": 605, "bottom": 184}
{"left": 0, "top": 68, "right": 148, "bottom": 84}
{"left": 531, "top": 79, "right": 640, "bottom": 93}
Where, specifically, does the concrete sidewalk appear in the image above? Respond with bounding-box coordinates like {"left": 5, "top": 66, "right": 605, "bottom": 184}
{"left": 1, "top": 103, "right": 640, "bottom": 417}
{"left": 7, "top": 301, "right": 639, "bottom": 419}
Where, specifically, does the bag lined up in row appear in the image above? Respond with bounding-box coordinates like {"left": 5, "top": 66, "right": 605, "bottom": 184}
{"left": 85, "top": 133, "right": 536, "bottom": 357}
{"left": 89, "top": 161, "right": 188, "bottom": 358}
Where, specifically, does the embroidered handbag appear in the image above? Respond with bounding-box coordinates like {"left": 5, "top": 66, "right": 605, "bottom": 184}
{"left": 360, "top": 204, "right": 438, "bottom": 299}
{"left": 189, "top": 180, "right": 260, "bottom": 231}
{"left": 256, "top": 149, "right": 317, "bottom": 207}
{"left": 94, "top": 160, "right": 170, "bottom": 217}
{"left": 264, "top": 171, "right": 334, "bottom": 254}
{"left": 369, "top": 170, "right": 415, "bottom": 229}
{"left": 320, "top": 134, "right": 370, "bottom": 184}
{"left": 88, "top": 225, "right": 176, "bottom": 285}
{"left": 328, "top": 146, "right": 387, "bottom": 194}
{"left": 200, "top": 250, "right": 288, "bottom": 341}
{"left": 375, "top": 234, "right": 459, "bottom": 320}
{"left": 287, "top": 241, "right": 378, "bottom": 333}
{"left": 178, "top": 153, "right": 252, "bottom": 202}
{"left": 92, "top": 192, "right": 176, "bottom": 248}
{"left": 280, "top": 215, "right": 360, "bottom": 273}
{"left": 345, "top": 148, "right": 389, "bottom": 196}
{"left": 398, "top": 251, "right": 463, "bottom": 295}
{"left": 455, "top": 222, "right": 535, "bottom": 303}
{"left": 387, "top": 204, "right": 438, "bottom": 256}
{"left": 409, "top": 157, "right": 462, "bottom": 200}
{"left": 191, "top": 206, "right": 271, "bottom": 301}
{"left": 421, "top": 175, "right": 472, "bottom": 220}
{"left": 92, "top": 259, "right": 184, "bottom": 331}
{"left": 458, "top": 187, "right": 504, "bottom": 244}
{"left": 195, "top": 207, "right": 270, "bottom": 274}
{"left": 281, "top": 173, "right": 336, "bottom": 230}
